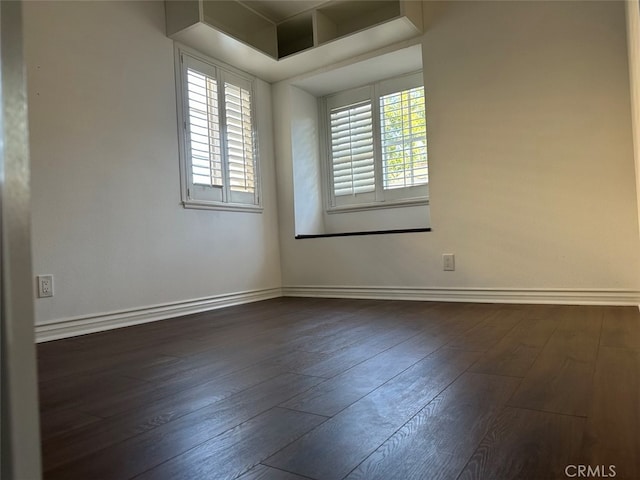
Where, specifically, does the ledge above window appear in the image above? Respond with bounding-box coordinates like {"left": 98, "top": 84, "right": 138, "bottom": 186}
{"left": 165, "top": 0, "right": 424, "bottom": 83}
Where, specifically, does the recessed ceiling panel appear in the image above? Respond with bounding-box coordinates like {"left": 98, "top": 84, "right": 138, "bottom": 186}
{"left": 240, "top": 0, "right": 326, "bottom": 23}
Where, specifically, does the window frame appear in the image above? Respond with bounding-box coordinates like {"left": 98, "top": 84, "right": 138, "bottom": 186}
{"left": 174, "top": 45, "right": 262, "bottom": 212}
{"left": 320, "top": 71, "right": 428, "bottom": 213}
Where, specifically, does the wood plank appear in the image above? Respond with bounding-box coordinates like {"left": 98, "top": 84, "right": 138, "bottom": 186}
{"left": 581, "top": 346, "right": 640, "bottom": 480}
{"left": 508, "top": 306, "right": 602, "bottom": 416}
{"left": 600, "top": 306, "right": 640, "bottom": 350}
{"left": 457, "top": 407, "right": 585, "bottom": 480}
{"left": 38, "top": 346, "right": 174, "bottom": 383}
{"left": 470, "top": 315, "right": 557, "bottom": 377}
{"left": 444, "top": 309, "right": 521, "bottom": 352}
{"left": 124, "top": 342, "right": 289, "bottom": 395}
{"left": 123, "top": 302, "right": 414, "bottom": 386}
{"left": 237, "top": 464, "right": 309, "bottom": 480}
{"left": 39, "top": 407, "right": 102, "bottom": 442}
{"left": 136, "top": 408, "right": 326, "bottom": 480}
{"left": 44, "top": 373, "right": 323, "bottom": 479}
{"left": 282, "top": 303, "right": 488, "bottom": 386}
{"left": 287, "top": 301, "right": 419, "bottom": 355}
{"left": 264, "top": 348, "right": 481, "bottom": 480}
{"left": 420, "top": 303, "right": 492, "bottom": 339}
{"left": 280, "top": 329, "right": 449, "bottom": 416}
{"left": 345, "top": 372, "right": 519, "bottom": 480}
{"left": 290, "top": 325, "right": 424, "bottom": 378}
{"left": 42, "top": 363, "right": 286, "bottom": 471}
{"left": 38, "top": 372, "right": 152, "bottom": 413}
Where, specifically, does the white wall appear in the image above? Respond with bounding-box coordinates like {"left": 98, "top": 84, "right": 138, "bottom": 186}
{"left": 23, "top": 0, "right": 640, "bottom": 330}
{"left": 24, "top": 1, "right": 282, "bottom": 325}
{"left": 276, "top": 1, "right": 640, "bottom": 292}
{"left": 290, "top": 86, "right": 325, "bottom": 236}
{"left": 323, "top": 205, "right": 430, "bottom": 234}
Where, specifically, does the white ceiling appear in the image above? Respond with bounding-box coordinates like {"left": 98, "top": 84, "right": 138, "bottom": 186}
{"left": 239, "top": 0, "right": 327, "bottom": 23}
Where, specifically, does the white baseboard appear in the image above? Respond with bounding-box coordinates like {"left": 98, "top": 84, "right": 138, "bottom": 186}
{"left": 281, "top": 285, "right": 640, "bottom": 306}
{"left": 35, "top": 287, "right": 282, "bottom": 343}
{"left": 36, "top": 285, "right": 640, "bottom": 342}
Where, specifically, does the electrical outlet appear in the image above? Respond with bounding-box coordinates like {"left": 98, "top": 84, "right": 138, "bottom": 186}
{"left": 37, "top": 275, "right": 54, "bottom": 298}
{"left": 443, "top": 254, "right": 455, "bottom": 271}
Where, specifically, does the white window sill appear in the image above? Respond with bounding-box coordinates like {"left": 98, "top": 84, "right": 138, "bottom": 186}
{"left": 182, "top": 200, "right": 263, "bottom": 213}
{"left": 327, "top": 197, "right": 429, "bottom": 214}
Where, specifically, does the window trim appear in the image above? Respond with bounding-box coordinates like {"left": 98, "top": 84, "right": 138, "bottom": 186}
{"left": 174, "top": 44, "right": 262, "bottom": 213}
{"left": 320, "top": 71, "right": 428, "bottom": 213}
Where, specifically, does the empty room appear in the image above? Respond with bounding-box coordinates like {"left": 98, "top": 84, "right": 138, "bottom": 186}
{"left": 2, "top": 0, "right": 640, "bottom": 479}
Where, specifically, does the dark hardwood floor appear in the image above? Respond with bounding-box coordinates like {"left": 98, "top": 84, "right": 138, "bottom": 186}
{"left": 38, "top": 298, "right": 640, "bottom": 480}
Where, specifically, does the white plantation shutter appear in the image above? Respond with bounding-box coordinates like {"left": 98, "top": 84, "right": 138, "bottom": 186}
{"left": 329, "top": 101, "right": 375, "bottom": 196}
{"left": 224, "top": 79, "right": 255, "bottom": 194}
{"left": 178, "top": 50, "right": 259, "bottom": 209}
{"left": 186, "top": 68, "right": 223, "bottom": 187}
{"left": 379, "top": 86, "right": 428, "bottom": 189}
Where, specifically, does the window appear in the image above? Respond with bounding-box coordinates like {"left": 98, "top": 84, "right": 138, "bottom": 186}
{"left": 175, "top": 47, "right": 260, "bottom": 211}
{"left": 323, "top": 71, "right": 428, "bottom": 210}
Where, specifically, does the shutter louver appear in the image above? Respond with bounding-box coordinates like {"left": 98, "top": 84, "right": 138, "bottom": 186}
{"left": 186, "top": 69, "right": 223, "bottom": 187}
{"left": 224, "top": 82, "right": 255, "bottom": 194}
{"left": 330, "top": 101, "right": 375, "bottom": 197}
{"left": 379, "top": 86, "right": 428, "bottom": 189}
